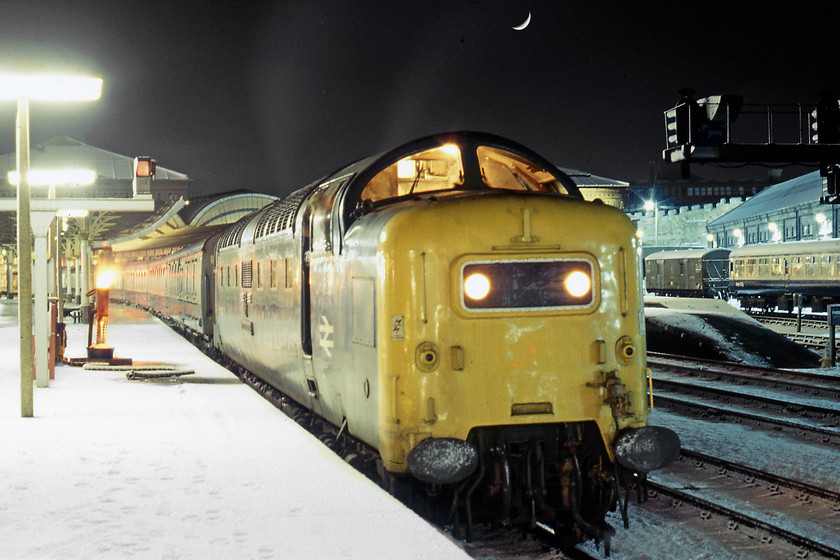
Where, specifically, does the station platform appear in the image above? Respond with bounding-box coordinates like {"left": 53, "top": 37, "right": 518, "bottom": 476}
{"left": 0, "top": 302, "right": 470, "bottom": 560}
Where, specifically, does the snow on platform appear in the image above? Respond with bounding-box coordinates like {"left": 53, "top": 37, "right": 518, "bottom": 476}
{"left": 0, "top": 302, "right": 470, "bottom": 560}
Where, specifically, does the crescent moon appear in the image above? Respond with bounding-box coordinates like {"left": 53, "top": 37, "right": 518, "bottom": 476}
{"left": 512, "top": 11, "right": 531, "bottom": 31}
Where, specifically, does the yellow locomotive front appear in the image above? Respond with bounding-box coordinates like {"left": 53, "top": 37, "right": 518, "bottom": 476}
{"left": 351, "top": 134, "right": 679, "bottom": 541}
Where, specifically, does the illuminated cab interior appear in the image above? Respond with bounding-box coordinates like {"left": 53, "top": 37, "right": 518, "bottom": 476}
{"left": 360, "top": 144, "right": 572, "bottom": 204}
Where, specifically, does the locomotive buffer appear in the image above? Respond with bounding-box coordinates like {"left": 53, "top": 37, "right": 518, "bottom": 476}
{"left": 662, "top": 89, "right": 840, "bottom": 203}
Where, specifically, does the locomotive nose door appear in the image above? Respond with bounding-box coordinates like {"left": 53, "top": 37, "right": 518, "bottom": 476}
{"left": 299, "top": 177, "right": 349, "bottom": 422}
{"left": 300, "top": 205, "right": 322, "bottom": 415}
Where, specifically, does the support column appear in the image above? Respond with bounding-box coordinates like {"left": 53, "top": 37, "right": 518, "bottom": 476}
{"left": 80, "top": 233, "right": 91, "bottom": 320}
{"left": 32, "top": 214, "right": 53, "bottom": 388}
{"left": 64, "top": 241, "right": 73, "bottom": 302}
{"left": 1, "top": 249, "right": 8, "bottom": 297}
{"left": 16, "top": 98, "right": 33, "bottom": 417}
{"left": 74, "top": 251, "right": 81, "bottom": 304}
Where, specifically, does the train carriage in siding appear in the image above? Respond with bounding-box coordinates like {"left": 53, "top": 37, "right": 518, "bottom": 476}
{"left": 644, "top": 248, "right": 731, "bottom": 298}
{"left": 729, "top": 239, "right": 840, "bottom": 311}
{"left": 211, "top": 131, "right": 678, "bottom": 543}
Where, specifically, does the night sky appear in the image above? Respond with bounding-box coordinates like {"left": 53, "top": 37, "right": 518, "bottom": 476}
{"left": 0, "top": 1, "right": 839, "bottom": 198}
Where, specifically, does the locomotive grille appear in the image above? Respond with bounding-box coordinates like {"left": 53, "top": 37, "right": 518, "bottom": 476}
{"left": 218, "top": 215, "right": 250, "bottom": 250}
{"left": 277, "top": 186, "right": 316, "bottom": 232}
{"left": 241, "top": 260, "right": 253, "bottom": 288}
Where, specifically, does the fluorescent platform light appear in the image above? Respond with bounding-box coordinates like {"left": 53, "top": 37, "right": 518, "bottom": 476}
{"left": 56, "top": 209, "right": 89, "bottom": 218}
{"left": 0, "top": 75, "right": 102, "bottom": 101}
{"left": 8, "top": 169, "right": 96, "bottom": 186}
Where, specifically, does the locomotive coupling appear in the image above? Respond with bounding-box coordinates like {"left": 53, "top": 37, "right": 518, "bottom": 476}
{"left": 407, "top": 437, "right": 479, "bottom": 484}
{"left": 614, "top": 426, "right": 681, "bottom": 473}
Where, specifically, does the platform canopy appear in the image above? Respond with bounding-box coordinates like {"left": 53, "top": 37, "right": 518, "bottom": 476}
{"left": 100, "top": 190, "right": 277, "bottom": 259}
{"left": 0, "top": 136, "right": 190, "bottom": 248}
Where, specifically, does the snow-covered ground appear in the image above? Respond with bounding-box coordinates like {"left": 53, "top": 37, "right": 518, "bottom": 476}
{"left": 0, "top": 301, "right": 470, "bottom": 560}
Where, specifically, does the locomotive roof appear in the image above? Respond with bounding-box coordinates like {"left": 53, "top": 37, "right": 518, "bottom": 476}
{"left": 320, "top": 131, "right": 583, "bottom": 200}
{"left": 730, "top": 238, "right": 840, "bottom": 257}
{"left": 645, "top": 248, "right": 731, "bottom": 261}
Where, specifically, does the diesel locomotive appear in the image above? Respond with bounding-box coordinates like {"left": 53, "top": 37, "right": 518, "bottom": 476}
{"left": 115, "top": 132, "right": 679, "bottom": 546}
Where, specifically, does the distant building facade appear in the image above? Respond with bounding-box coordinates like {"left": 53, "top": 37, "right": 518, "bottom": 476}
{"left": 707, "top": 172, "right": 835, "bottom": 248}
{"left": 627, "top": 198, "right": 744, "bottom": 256}
{"left": 560, "top": 167, "right": 629, "bottom": 209}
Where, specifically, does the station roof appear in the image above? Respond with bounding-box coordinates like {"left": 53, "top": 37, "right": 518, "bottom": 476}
{"left": 559, "top": 167, "right": 629, "bottom": 187}
{"left": 103, "top": 190, "right": 277, "bottom": 256}
{"left": 708, "top": 171, "right": 821, "bottom": 228}
{"left": 0, "top": 136, "right": 188, "bottom": 183}
{"left": 0, "top": 137, "right": 191, "bottom": 250}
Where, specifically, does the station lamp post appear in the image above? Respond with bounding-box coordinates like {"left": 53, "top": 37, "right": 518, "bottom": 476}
{"left": 643, "top": 200, "right": 659, "bottom": 245}
{"left": 768, "top": 222, "right": 781, "bottom": 243}
{"left": 0, "top": 74, "right": 102, "bottom": 418}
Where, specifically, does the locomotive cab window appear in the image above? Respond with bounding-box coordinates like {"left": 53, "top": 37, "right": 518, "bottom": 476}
{"left": 362, "top": 144, "right": 464, "bottom": 203}
{"left": 360, "top": 143, "right": 571, "bottom": 205}
{"left": 476, "top": 146, "right": 567, "bottom": 194}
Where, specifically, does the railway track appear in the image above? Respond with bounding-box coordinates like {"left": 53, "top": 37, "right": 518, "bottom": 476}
{"left": 648, "top": 352, "right": 840, "bottom": 398}
{"left": 643, "top": 353, "right": 840, "bottom": 558}
{"left": 648, "top": 357, "right": 840, "bottom": 446}
{"left": 785, "top": 331, "right": 834, "bottom": 351}
{"left": 647, "top": 447, "right": 840, "bottom": 558}
{"left": 648, "top": 353, "right": 840, "bottom": 442}
{"left": 753, "top": 313, "right": 828, "bottom": 331}
{"left": 748, "top": 311, "right": 837, "bottom": 351}
{"left": 644, "top": 476, "right": 840, "bottom": 559}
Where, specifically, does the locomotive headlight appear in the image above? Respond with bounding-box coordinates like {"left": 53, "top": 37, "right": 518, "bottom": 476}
{"left": 564, "top": 271, "right": 591, "bottom": 297}
{"left": 464, "top": 273, "right": 491, "bottom": 300}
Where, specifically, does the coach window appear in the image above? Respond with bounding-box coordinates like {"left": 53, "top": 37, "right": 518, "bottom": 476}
{"left": 822, "top": 255, "right": 833, "bottom": 276}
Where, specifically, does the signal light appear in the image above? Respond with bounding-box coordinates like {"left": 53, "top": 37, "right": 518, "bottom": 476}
{"left": 809, "top": 94, "right": 840, "bottom": 144}
{"left": 134, "top": 156, "right": 156, "bottom": 178}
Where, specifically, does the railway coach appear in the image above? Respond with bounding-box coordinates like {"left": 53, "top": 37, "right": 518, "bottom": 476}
{"left": 730, "top": 239, "right": 840, "bottom": 311}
